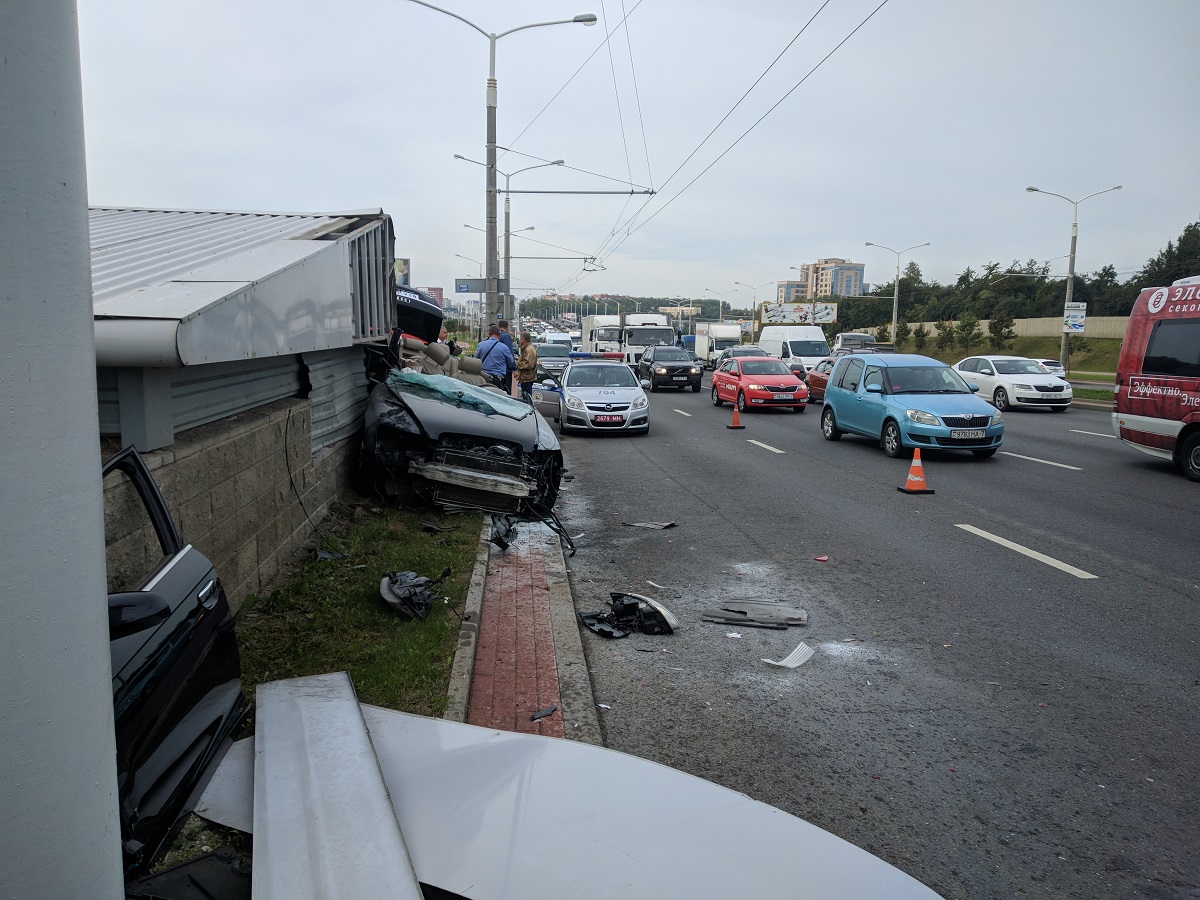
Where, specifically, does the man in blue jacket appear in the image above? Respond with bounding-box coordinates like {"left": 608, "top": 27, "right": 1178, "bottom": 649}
{"left": 475, "top": 324, "right": 515, "bottom": 390}
{"left": 497, "top": 319, "right": 516, "bottom": 392}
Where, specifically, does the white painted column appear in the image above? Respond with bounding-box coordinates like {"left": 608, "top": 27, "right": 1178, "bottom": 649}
{"left": 0, "top": 2, "right": 124, "bottom": 896}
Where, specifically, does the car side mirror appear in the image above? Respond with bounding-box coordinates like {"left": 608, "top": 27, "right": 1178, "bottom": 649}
{"left": 640, "top": 379, "right": 651, "bottom": 389}
{"left": 980, "top": 368, "right": 994, "bottom": 376}
{"left": 540, "top": 378, "right": 556, "bottom": 387}
{"left": 108, "top": 591, "right": 171, "bottom": 639}
{"left": 865, "top": 383, "right": 883, "bottom": 393}
{"left": 969, "top": 383, "right": 980, "bottom": 393}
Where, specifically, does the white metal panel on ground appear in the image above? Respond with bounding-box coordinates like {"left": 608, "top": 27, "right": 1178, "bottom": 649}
{"left": 204, "top": 695, "right": 939, "bottom": 898}
{"left": 252, "top": 674, "right": 422, "bottom": 900}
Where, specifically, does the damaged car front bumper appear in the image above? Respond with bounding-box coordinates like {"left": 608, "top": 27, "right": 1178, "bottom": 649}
{"left": 363, "top": 369, "right": 564, "bottom": 514}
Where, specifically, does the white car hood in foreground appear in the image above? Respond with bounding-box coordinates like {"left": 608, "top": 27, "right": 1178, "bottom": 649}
{"left": 199, "top": 698, "right": 940, "bottom": 899}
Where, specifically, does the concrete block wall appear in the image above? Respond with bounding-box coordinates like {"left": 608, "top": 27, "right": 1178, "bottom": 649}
{"left": 103, "top": 396, "right": 360, "bottom": 613}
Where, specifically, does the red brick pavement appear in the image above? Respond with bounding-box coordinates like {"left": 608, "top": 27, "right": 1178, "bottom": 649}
{"left": 466, "top": 529, "right": 565, "bottom": 738}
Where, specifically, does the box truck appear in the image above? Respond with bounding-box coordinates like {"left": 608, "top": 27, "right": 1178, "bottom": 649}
{"left": 694, "top": 322, "right": 743, "bottom": 369}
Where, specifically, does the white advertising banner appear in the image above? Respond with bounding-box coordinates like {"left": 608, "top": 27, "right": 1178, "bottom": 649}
{"left": 761, "top": 301, "right": 838, "bottom": 325}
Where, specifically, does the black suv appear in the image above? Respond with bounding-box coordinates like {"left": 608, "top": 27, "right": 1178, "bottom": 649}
{"left": 638, "top": 346, "right": 703, "bottom": 392}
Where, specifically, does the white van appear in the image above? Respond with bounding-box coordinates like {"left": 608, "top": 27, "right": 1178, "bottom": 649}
{"left": 757, "top": 325, "right": 830, "bottom": 372}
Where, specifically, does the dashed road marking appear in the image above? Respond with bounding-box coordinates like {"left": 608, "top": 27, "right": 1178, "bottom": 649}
{"left": 999, "top": 451, "right": 1082, "bottom": 470}
{"left": 673, "top": 409, "right": 693, "bottom": 417}
{"left": 1070, "top": 429, "right": 1116, "bottom": 439}
{"left": 747, "top": 439, "right": 785, "bottom": 454}
{"left": 955, "top": 524, "right": 1097, "bottom": 579}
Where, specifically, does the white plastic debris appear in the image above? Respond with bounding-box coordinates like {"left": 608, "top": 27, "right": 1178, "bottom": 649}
{"left": 762, "top": 642, "right": 815, "bottom": 668}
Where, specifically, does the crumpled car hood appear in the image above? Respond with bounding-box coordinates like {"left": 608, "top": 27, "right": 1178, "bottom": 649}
{"left": 368, "top": 369, "right": 559, "bottom": 452}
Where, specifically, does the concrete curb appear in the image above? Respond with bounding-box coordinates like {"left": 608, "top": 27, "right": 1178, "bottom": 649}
{"left": 441, "top": 520, "right": 491, "bottom": 724}
{"left": 539, "top": 524, "right": 604, "bottom": 747}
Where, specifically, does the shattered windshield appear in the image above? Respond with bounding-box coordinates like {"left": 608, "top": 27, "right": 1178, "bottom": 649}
{"left": 386, "top": 369, "right": 533, "bottom": 420}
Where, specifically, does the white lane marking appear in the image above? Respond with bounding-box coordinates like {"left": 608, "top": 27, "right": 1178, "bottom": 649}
{"left": 999, "top": 451, "right": 1082, "bottom": 470}
{"left": 673, "top": 409, "right": 692, "bottom": 417}
{"left": 1070, "top": 429, "right": 1117, "bottom": 439}
{"left": 955, "top": 524, "right": 1097, "bottom": 579}
{"left": 747, "top": 439, "right": 785, "bottom": 454}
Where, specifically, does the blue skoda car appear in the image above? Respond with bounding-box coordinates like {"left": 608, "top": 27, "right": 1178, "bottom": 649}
{"left": 820, "top": 354, "right": 1003, "bottom": 458}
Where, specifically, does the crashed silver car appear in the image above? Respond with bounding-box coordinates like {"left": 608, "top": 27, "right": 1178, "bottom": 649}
{"left": 363, "top": 368, "right": 564, "bottom": 514}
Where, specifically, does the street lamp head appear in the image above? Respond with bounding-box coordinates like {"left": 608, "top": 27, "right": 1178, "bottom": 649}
{"left": 1026, "top": 186, "right": 1039, "bottom": 193}
{"left": 864, "top": 241, "right": 875, "bottom": 247}
{"left": 574, "top": 13, "right": 598, "bottom": 25}
{"left": 551, "top": 159, "right": 565, "bottom": 165}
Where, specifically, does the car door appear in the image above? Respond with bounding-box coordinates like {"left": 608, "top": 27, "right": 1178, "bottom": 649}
{"left": 638, "top": 348, "right": 653, "bottom": 380}
{"left": 533, "top": 367, "right": 564, "bottom": 419}
{"left": 834, "top": 358, "right": 867, "bottom": 433}
{"left": 715, "top": 360, "right": 736, "bottom": 400}
{"left": 962, "top": 357, "right": 992, "bottom": 393}
{"left": 858, "top": 364, "right": 888, "bottom": 436}
{"left": 104, "top": 447, "right": 245, "bottom": 876}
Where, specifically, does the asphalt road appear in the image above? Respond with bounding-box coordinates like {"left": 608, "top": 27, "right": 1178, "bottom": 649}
{"left": 553, "top": 379, "right": 1200, "bottom": 900}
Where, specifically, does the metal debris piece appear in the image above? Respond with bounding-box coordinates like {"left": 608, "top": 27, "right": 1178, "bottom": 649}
{"left": 530, "top": 706, "right": 557, "bottom": 722}
{"left": 701, "top": 600, "right": 808, "bottom": 629}
{"left": 379, "top": 567, "right": 451, "bottom": 620}
{"left": 621, "top": 521, "right": 677, "bottom": 529}
{"left": 314, "top": 549, "right": 345, "bottom": 560}
{"left": 645, "top": 580, "right": 666, "bottom": 589}
{"left": 762, "top": 642, "right": 815, "bottom": 668}
{"left": 726, "top": 632, "right": 742, "bottom": 639}
{"left": 420, "top": 518, "right": 455, "bottom": 533}
{"left": 578, "top": 592, "right": 680, "bottom": 639}
{"left": 488, "top": 514, "right": 517, "bottom": 550}
{"left": 813, "top": 555, "right": 829, "bottom": 562}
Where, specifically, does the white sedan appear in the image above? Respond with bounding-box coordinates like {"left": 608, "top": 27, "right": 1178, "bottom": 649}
{"left": 536, "top": 360, "right": 652, "bottom": 436}
{"left": 952, "top": 355, "right": 1072, "bottom": 412}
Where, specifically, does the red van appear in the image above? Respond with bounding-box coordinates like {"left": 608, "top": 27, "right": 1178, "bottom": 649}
{"left": 1112, "top": 275, "right": 1200, "bottom": 480}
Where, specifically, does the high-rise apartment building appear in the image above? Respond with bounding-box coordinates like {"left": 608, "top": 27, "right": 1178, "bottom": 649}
{"left": 779, "top": 258, "right": 865, "bottom": 301}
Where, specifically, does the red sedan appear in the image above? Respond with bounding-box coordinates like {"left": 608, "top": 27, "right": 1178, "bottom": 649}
{"left": 803, "top": 357, "right": 837, "bottom": 402}
{"left": 711, "top": 356, "right": 808, "bottom": 413}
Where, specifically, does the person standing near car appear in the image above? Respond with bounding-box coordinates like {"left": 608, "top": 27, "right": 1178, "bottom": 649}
{"left": 498, "top": 319, "right": 516, "bottom": 393}
{"left": 516, "top": 331, "right": 538, "bottom": 399}
{"left": 475, "top": 324, "right": 515, "bottom": 390}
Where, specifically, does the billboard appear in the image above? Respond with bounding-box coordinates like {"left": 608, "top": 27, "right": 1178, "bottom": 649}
{"left": 393, "top": 258, "right": 411, "bottom": 287}
{"left": 760, "top": 301, "right": 838, "bottom": 325}
{"left": 1063, "top": 301, "right": 1087, "bottom": 333}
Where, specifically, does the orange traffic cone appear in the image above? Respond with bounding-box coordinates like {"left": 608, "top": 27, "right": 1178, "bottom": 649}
{"left": 897, "top": 447, "right": 934, "bottom": 495}
{"left": 726, "top": 405, "right": 745, "bottom": 430}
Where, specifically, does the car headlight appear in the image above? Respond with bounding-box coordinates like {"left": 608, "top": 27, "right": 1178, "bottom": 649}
{"left": 1013, "top": 383, "right": 1033, "bottom": 390}
{"left": 905, "top": 409, "right": 940, "bottom": 426}
{"left": 991, "top": 410, "right": 1004, "bottom": 425}
{"left": 746, "top": 383, "right": 765, "bottom": 391}
{"left": 566, "top": 396, "right": 586, "bottom": 410}
{"left": 689, "top": 367, "right": 700, "bottom": 374}
{"left": 654, "top": 367, "right": 667, "bottom": 375}
{"left": 632, "top": 395, "right": 648, "bottom": 409}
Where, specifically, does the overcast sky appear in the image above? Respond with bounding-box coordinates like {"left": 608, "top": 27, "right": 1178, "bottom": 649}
{"left": 78, "top": 0, "right": 1200, "bottom": 303}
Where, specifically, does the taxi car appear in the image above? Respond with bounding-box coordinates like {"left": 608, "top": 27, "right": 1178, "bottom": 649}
{"left": 711, "top": 356, "right": 808, "bottom": 413}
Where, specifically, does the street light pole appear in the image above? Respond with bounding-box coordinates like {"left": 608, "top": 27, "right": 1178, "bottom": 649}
{"left": 734, "top": 280, "right": 773, "bottom": 333}
{"left": 704, "top": 287, "right": 740, "bottom": 324}
{"left": 864, "top": 241, "right": 930, "bottom": 346}
{"left": 1026, "top": 184, "right": 1122, "bottom": 372}
{"left": 407, "top": 3, "right": 596, "bottom": 325}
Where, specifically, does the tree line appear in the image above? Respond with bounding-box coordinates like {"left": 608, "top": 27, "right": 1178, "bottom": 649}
{"left": 517, "top": 219, "right": 1199, "bottom": 333}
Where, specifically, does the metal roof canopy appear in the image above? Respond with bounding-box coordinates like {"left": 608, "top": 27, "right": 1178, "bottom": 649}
{"left": 90, "top": 207, "right": 388, "bottom": 367}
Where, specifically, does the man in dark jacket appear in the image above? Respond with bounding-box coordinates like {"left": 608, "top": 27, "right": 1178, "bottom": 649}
{"left": 475, "top": 324, "right": 515, "bottom": 390}
{"left": 498, "top": 319, "right": 516, "bottom": 392}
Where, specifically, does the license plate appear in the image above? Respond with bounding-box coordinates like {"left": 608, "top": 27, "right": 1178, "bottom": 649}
{"left": 672, "top": 375, "right": 688, "bottom": 381}
{"left": 775, "top": 393, "right": 793, "bottom": 400}
{"left": 595, "top": 415, "right": 623, "bottom": 423}
{"left": 950, "top": 429, "right": 986, "bottom": 439}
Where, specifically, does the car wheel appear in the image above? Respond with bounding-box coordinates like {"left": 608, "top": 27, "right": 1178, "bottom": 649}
{"left": 1181, "top": 432, "right": 1200, "bottom": 482}
{"left": 793, "top": 404, "right": 806, "bottom": 414}
{"left": 973, "top": 448, "right": 998, "bottom": 458}
{"left": 882, "top": 420, "right": 907, "bottom": 458}
{"left": 712, "top": 385, "right": 723, "bottom": 407}
{"left": 649, "top": 381, "right": 659, "bottom": 393}
{"left": 737, "top": 392, "right": 747, "bottom": 413}
{"left": 692, "top": 382, "right": 701, "bottom": 393}
{"left": 637, "top": 424, "right": 651, "bottom": 436}
{"left": 557, "top": 415, "right": 571, "bottom": 436}
{"left": 821, "top": 406, "right": 842, "bottom": 441}
{"left": 993, "top": 388, "right": 1010, "bottom": 411}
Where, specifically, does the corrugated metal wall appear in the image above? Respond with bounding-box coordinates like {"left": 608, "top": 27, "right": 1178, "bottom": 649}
{"left": 348, "top": 219, "right": 396, "bottom": 341}
{"left": 169, "top": 357, "right": 303, "bottom": 434}
{"left": 304, "top": 350, "right": 368, "bottom": 453}
{"left": 97, "top": 368, "right": 120, "bottom": 434}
